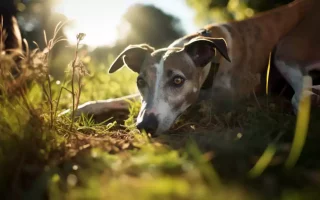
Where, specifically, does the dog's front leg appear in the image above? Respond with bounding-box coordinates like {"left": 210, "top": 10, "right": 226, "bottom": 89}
{"left": 59, "top": 93, "right": 141, "bottom": 120}
{"left": 274, "top": 59, "right": 305, "bottom": 113}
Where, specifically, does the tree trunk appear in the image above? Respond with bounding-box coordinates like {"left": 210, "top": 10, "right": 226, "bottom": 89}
{"left": 0, "top": 0, "right": 22, "bottom": 50}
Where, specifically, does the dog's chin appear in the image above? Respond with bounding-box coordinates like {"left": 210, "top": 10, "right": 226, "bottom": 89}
{"left": 153, "top": 115, "right": 180, "bottom": 136}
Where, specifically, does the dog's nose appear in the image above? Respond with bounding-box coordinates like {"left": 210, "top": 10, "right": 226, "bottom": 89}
{"left": 136, "top": 113, "right": 159, "bottom": 134}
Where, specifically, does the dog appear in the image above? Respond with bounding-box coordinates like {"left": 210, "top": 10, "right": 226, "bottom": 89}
{"left": 73, "top": 0, "right": 318, "bottom": 135}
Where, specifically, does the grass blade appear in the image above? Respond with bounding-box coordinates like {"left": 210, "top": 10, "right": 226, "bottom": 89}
{"left": 266, "top": 52, "right": 272, "bottom": 95}
{"left": 248, "top": 144, "right": 277, "bottom": 178}
{"left": 187, "top": 141, "right": 221, "bottom": 187}
{"left": 285, "top": 75, "right": 312, "bottom": 169}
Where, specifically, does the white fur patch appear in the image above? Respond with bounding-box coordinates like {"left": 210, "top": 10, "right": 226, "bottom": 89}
{"left": 275, "top": 60, "right": 304, "bottom": 111}
{"left": 275, "top": 60, "right": 303, "bottom": 93}
{"left": 154, "top": 100, "right": 176, "bottom": 134}
{"left": 136, "top": 101, "right": 147, "bottom": 124}
{"left": 156, "top": 100, "right": 171, "bottom": 121}
{"left": 153, "top": 58, "right": 177, "bottom": 133}
{"left": 153, "top": 58, "right": 165, "bottom": 102}
{"left": 193, "top": 87, "right": 197, "bottom": 93}
{"left": 153, "top": 58, "right": 173, "bottom": 131}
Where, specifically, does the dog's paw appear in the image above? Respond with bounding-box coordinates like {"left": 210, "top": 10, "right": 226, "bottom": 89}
{"left": 291, "top": 95, "right": 299, "bottom": 115}
{"left": 291, "top": 84, "right": 320, "bottom": 114}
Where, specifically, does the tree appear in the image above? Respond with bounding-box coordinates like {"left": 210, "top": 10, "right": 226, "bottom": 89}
{"left": 114, "top": 4, "right": 184, "bottom": 52}
{"left": 0, "top": 0, "right": 21, "bottom": 50}
{"left": 16, "top": 0, "right": 67, "bottom": 49}
{"left": 185, "top": 0, "right": 294, "bottom": 25}
{"left": 91, "top": 4, "right": 185, "bottom": 64}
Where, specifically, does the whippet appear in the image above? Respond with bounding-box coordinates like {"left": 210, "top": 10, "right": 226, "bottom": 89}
{"left": 72, "top": 0, "right": 318, "bottom": 135}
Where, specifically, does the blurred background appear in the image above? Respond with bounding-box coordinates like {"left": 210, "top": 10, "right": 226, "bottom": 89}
{"left": 0, "top": 0, "right": 294, "bottom": 104}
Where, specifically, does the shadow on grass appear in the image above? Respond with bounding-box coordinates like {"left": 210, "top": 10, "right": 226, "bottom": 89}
{"left": 2, "top": 95, "right": 320, "bottom": 200}
{"left": 155, "top": 96, "right": 320, "bottom": 199}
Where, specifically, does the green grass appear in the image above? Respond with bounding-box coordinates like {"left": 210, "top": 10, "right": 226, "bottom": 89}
{"left": 1, "top": 28, "right": 320, "bottom": 200}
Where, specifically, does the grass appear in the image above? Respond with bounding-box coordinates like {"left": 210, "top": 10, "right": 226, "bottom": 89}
{"left": 1, "top": 24, "right": 320, "bottom": 200}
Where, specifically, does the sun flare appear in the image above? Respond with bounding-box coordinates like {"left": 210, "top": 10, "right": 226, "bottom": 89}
{"left": 54, "top": 0, "right": 196, "bottom": 47}
{"left": 54, "top": 0, "right": 131, "bottom": 47}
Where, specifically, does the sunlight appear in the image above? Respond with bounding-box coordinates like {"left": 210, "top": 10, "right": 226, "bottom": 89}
{"left": 54, "top": 0, "right": 131, "bottom": 47}
{"left": 54, "top": 0, "right": 196, "bottom": 47}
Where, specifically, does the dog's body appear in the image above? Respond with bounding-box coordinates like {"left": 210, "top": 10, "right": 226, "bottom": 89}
{"left": 73, "top": 0, "right": 319, "bottom": 135}
{"left": 274, "top": 0, "right": 320, "bottom": 110}
{"left": 169, "top": 0, "right": 315, "bottom": 100}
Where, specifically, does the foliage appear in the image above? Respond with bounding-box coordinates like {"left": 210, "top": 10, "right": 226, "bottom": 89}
{"left": 186, "top": 0, "right": 294, "bottom": 24}
{"left": 116, "top": 4, "right": 185, "bottom": 49}
{"left": 3, "top": 1, "right": 184, "bottom": 81}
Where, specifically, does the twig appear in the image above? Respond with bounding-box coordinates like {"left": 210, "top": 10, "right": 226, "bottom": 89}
{"left": 54, "top": 86, "right": 73, "bottom": 121}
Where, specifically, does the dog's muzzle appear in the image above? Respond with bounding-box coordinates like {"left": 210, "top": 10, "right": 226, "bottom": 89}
{"left": 136, "top": 113, "right": 159, "bottom": 135}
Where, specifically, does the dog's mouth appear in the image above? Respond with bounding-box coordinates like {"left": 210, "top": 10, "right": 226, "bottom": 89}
{"left": 136, "top": 113, "right": 180, "bottom": 136}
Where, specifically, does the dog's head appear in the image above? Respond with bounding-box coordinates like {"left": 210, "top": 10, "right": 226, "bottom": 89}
{"left": 109, "top": 37, "right": 230, "bottom": 135}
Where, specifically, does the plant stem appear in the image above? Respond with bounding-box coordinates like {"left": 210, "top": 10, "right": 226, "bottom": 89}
{"left": 54, "top": 85, "right": 72, "bottom": 121}
{"left": 76, "top": 76, "right": 82, "bottom": 111}
{"left": 69, "top": 41, "right": 80, "bottom": 130}
{"left": 46, "top": 74, "right": 53, "bottom": 128}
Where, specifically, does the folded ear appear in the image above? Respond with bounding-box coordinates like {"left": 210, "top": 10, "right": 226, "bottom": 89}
{"left": 108, "top": 44, "right": 154, "bottom": 73}
{"left": 183, "top": 37, "right": 231, "bottom": 68}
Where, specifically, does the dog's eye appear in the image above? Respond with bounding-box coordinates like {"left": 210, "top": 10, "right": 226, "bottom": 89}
{"left": 137, "top": 77, "right": 146, "bottom": 88}
{"left": 172, "top": 76, "right": 185, "bottom": 86}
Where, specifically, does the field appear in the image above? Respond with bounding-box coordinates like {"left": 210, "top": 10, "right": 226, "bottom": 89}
{"left": 1, "top": 30, "right": 320, "bottom": 200}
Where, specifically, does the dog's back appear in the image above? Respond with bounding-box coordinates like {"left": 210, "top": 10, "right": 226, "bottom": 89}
{"left": 216, "top": 0, "right": 314, "bottom": 74}
{"left": 275, "top": 0, "right": 320, "bottom": 69}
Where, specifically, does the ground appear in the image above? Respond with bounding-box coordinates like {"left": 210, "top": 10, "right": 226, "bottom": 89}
{"left": 2, "top": 91, "right": 320, "bottom": 199}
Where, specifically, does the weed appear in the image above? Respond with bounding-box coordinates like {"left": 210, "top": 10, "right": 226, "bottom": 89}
{"left": 69, "top": 33, "right": 88, "bottom": 130}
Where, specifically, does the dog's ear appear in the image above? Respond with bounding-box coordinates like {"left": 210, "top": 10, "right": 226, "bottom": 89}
{"left": 183, "top": 37, "right": 231, "bottom": 68}
{"left": 108, "top": 44, "right": 154, "bottom": 73}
